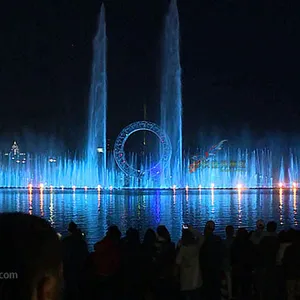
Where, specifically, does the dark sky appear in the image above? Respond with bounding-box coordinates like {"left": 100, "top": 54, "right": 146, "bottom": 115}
{"left": 1, "top": 0, "right": 300, "bottom": 151}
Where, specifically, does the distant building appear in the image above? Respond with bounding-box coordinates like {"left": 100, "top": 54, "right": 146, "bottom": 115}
{"left": 48, "top": 158, "right": 57, "bottom": 163}
{"left": 11, "top": 141, "right": 19, "bottom": 156}
{"left": 107, "top": 139, "right": 111, "bottom": 151}
{"left": 4, "top": 141, "right": 27, "bottom": 164}
{"left": 97, "top": 139, "right": 111, "bottom": 153}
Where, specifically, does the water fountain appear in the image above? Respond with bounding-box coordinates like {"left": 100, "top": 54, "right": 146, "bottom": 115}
{"left": 160, "top": 0, "right": 183, "bottom": 187}
{"left": 0, "top": 1, "right": 299, "bottom": 190}
{"left": 86, "top": 3, "right": 107, "bottom": 187}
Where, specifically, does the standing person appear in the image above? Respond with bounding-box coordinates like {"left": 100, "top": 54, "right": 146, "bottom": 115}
{"left": 282, "top": 230, "right": 300, "bottom": 300}
{"left": 141, "top": 229, "right": 157, "bottom": 299}
{"left": 200, "top": 220, "right": 223, "bottom": 300}
{"left": 249, "top": 219, "right": 265, "bottom": 245}
{"left": 249, "top": 219, "right": 266, "bottom": 296}
{"left": 0, "top": 212, "right": 63, "bottom": 300}
{"left": 222, "top": 225, "right": 235, "bottom": 300}
{"left": 176, "top": 226, "right": 204, "bottom": 300}
{"left": 120, "top": 228, "right": 142, "bottom": 300}
{"left": 62, "top": 221, "right": 89, "bottom": 300}
{"left": 153, "top": 225, "right": 176, "bottom": 300}
{"left": 276, "top": 230, "right": 294, "bottom": 299}
{"left": 231, "top": 228, "right": 254, "bottom": 299}
{"left": 92, "top": 225, "right": 122, "bottom": 299}
{"left": 258, "top": 221, "right": 280, "bottom": 299}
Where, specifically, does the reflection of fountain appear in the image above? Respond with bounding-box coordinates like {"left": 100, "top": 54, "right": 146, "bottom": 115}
{"left": 40, "top": 190, "right": 44, "bottom": 217}
{"left": 49, "top": 192, "right": 54, "bottom": 225}
{"left": 238, "top": 188, "right": 242, "bottom": 225}
{"left": 293, "top": 188, "right": 297, "bottom": 226}
{"left": 279, "top": 188, "right": 283, "bottom": 225}
{"left": 28, "top": 191, "right": 32, "bottom": 215}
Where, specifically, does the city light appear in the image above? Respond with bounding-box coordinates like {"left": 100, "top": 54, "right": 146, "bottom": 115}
{"left": 293, "top": 182, "right": 297, "bottom": 188}
{"left": 172, "top": 185, "right": 176, "bottom": 193}
{"left": 2, "top": 182, "right": 290, "bottom": 190}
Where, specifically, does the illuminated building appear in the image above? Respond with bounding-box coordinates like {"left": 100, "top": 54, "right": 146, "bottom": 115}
{"left": 4, "top": 141, "right": 27, "bottom": 164}
{"left": 106, "top": 139, "right": 111, "bottom": 151}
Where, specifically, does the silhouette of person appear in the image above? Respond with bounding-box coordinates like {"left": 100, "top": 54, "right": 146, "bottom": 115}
{"left": 0, "top": 212, "right": 62, "bottom": 300}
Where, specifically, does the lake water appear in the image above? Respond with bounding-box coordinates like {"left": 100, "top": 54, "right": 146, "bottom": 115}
{"left": 0, "top": 189, "right": 299, "bottom": 250}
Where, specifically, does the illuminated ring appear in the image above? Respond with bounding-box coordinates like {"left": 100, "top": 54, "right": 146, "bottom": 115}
{"left": 114, "top": 121, "right": 172, "bottom": 177}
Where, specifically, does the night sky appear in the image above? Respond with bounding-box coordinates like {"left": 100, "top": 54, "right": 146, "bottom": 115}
{"left": 1, "top": 0, "right": 300, "bottom": 152}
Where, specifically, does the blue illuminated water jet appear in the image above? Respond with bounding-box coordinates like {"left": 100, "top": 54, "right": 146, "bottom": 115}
{"left": 0, "top": 146, "right": 300, "bottom": 188}
{"left": 160, "top": 0, "right": 183, "bottom": 187}
{"left": 86, "top": 4, "right": 107, "bottom": 186}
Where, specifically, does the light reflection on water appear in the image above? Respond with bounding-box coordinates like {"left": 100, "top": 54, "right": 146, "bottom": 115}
{"left": 0, "top": 189, "right": 299, "bottom": 250}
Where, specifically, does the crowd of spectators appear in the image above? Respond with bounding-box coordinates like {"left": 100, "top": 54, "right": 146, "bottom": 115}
{"left": 0, "top": 212, "right": 300, "bottom": 300}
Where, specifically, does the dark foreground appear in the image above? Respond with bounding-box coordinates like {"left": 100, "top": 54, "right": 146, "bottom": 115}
{"left": 0, "top": 212, "right": 299, "bottom": 300}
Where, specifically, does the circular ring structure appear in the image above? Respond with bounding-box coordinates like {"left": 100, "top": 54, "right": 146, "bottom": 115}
{"left": 114, "top": 121, "right": 172, "bottom": 177}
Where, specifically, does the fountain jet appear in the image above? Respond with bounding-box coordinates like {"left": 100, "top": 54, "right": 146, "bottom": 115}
{"left": 160, "top": 0, "right": 183, "bottom": 187}
{"left": 86, "top": 4, "right": 107, "bottom": 186}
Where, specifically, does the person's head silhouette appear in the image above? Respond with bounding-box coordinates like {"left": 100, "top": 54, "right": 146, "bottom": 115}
{"left": 0, "top": 213, "right": 62, "bottom": 300}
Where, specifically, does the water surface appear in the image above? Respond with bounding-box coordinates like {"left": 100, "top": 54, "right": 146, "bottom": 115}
{"left": 0, "top": 189, "right": 298, "bottom": 250}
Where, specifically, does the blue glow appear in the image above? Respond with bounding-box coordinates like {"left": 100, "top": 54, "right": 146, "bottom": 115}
{"left": 86, "top": 3, "right": 107, "bottom": 187}
{"left": 160, "top": 0, "right": 183, "bottom": 187}
{"left": 1, "top": 148, "right": 300, "bottom": 188}
{"left": 0, "top": 2, "right": 299, "bottom": 189}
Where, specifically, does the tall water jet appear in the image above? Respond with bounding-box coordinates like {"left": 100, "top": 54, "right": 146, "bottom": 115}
{"left": 86, "top": 4, "right": 107, "bottom": 186}
{"left": 160, "top": 0, "right": 183, "bottom": 187}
